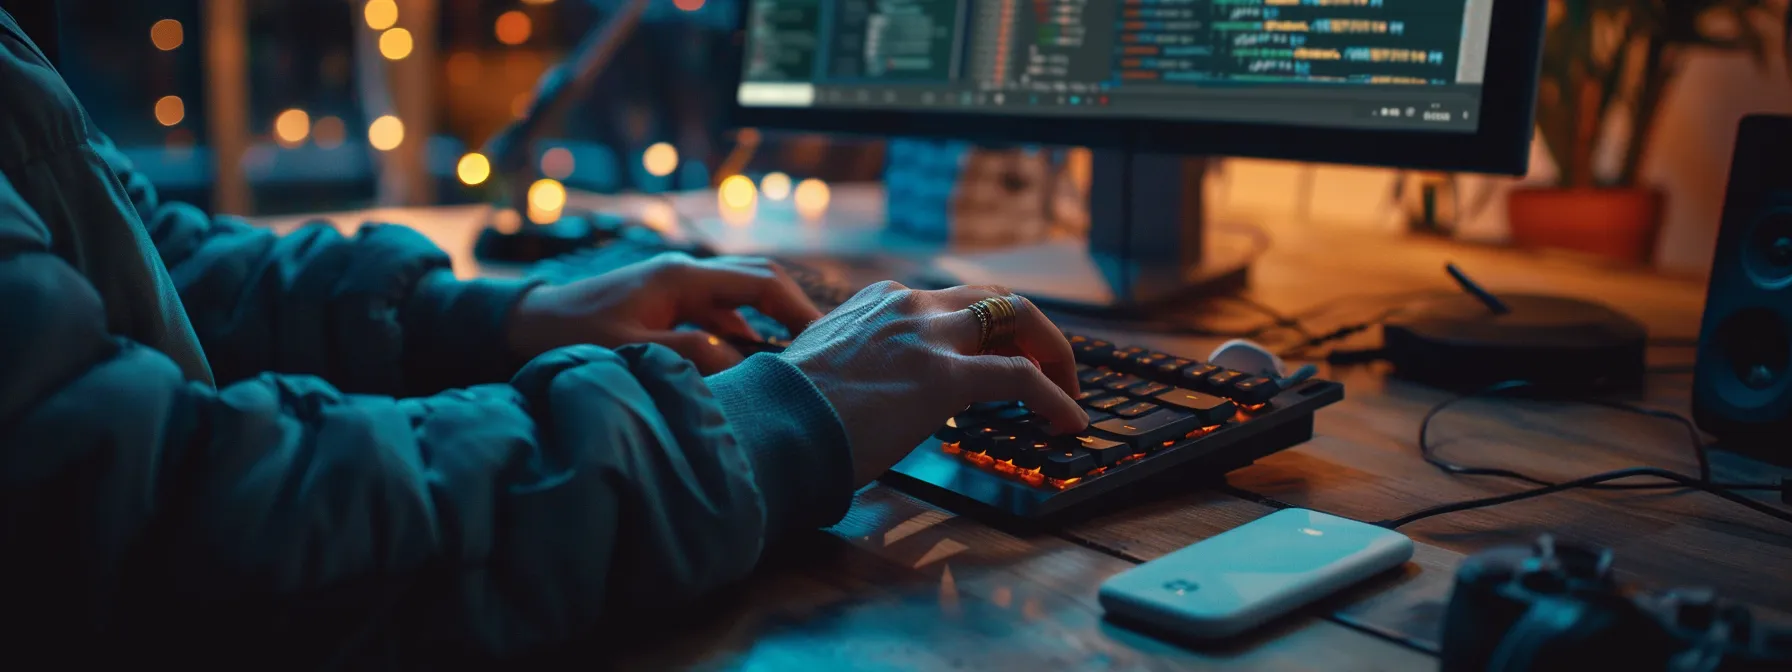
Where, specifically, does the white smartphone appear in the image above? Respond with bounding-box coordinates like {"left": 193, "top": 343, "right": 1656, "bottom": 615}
{"left": 1097, "top": 508, "right": 1413, "bottom": 640}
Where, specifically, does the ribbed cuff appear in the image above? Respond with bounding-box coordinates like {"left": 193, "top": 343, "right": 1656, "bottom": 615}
{"left": 402, "top": 270, "right": 544, "bottom": 395}
{"left": 705, "top": 354, "right": 855, "bottom": 542}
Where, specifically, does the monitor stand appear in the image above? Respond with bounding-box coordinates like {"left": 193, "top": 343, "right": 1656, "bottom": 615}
{"left": 918, "top": 150, "right": 1258, "bottom": 317}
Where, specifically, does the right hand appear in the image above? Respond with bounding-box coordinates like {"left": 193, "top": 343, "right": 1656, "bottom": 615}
{"left": 779, "top": 281, "right": 1089, "bottom": 487}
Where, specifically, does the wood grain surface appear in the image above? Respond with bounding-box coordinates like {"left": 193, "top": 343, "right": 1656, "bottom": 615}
{"left": 261, "top": 189, "right": 1792, "bottom": 669}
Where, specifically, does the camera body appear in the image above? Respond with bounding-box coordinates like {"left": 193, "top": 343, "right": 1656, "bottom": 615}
{"left": 1439, "top": 535, "right": 1792, "bottom": 671}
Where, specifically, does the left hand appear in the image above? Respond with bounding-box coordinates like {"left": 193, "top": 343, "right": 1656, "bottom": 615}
{"left": 506, "top": 253, "right": 825, "bottom": 373}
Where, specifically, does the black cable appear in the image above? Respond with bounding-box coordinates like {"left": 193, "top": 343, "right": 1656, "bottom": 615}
{"left": 1224, "top": 295, "right": 1317, "bottom": 341}
{"left": 1378, "top": 467, "right": 1792, "bottom": 529}
{"left": 1277, "top": 304, "right": 1411, "bottom": 360}
{"left": 1415, "top": 380, "right": 1775, "bottom": 490}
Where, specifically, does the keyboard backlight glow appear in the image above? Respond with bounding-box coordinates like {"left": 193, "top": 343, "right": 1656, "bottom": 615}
{"left": 963, "top": 451, "right": 995, "bottom": 467}
{"left": 994, "top": 459, "right": 1019, "bottom": 475}
{"left": 1048, "top": 477, "right": 1082, "bottom": 490}
{"left": 941, "top": 442, "right": 962, "bottom": 454}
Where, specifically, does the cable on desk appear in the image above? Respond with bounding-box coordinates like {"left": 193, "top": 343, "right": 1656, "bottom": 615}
{"left": 1415, "top": 380, "right": 1773, "bottom": 488}
{"left": 1376, "top": 467, "right": 1792, "bottom": 530}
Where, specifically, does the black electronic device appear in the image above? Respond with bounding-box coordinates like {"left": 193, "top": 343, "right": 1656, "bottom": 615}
{"left": 1367, "top": 263, "right": 1647, "bottom": 391}
{"left": 1693, "top": 115, "right": 1792, "bottom": 467}
{"left": 1439, "top": 535, "right": 1792, "bottom": 671}
{"left": 725, "top": 0, "right": 1548, "bottom": 312}
{"left": 1382, "top": 293, "right": 1648, "bottom": 391}
{"left": 528, "top": 226, "right": 1345, "bottom": 521}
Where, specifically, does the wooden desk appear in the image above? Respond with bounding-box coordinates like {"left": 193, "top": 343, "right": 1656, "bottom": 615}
{"left": 262, "top": 187, "right": 1792, "bottom": 669}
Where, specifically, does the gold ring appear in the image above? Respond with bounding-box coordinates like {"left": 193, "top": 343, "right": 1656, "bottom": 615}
{"left": 968, "top": 295, "right": 1019, "bottom": 354}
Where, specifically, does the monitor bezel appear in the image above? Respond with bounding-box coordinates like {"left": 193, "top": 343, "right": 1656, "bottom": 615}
{"left": 722, "top": 0, "right": 1546, "bottom": 176}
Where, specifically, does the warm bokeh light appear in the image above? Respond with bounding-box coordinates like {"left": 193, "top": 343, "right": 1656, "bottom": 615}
{"left": 457, "top": 153, "right": 491, "bottom": 186}
{"left": 369, "top": 115, "right": 404, "bottom": 151}
{"left": 364, "top": 0, "right": 398, "bottom": 30}
{"left": 446, "top": 52, "right": 480, "bottom": 87}
{"left": 795, "top": 178, "right": 831, "bottom": 219}
{"left": 154, "top": 95, "right": 184, "bottom": 126}
{"left": 510, "top": 93, "right": 532, "bottom": 119}
{"left": 719, "top": 175, "right": 757, "bottom": 210}
{"left": 541, "top": 147, "right": 575, "bottom": 179}
{"left": 273, "top": 109, "right": 310, "bottom": 147}
{"left": 643, "top": 142, "right": 679, "bottom": 177}
{"left": 674, "top": 0, "right": 706, "bottom": 10}
{"left": 150, "top": 19, "right": 183, "bottom": 51}
{"left": 760, "top": 172, "right": 792, "bottom": 200}
{"left": 379, "top": 28, "right": 413, "bottom": 60}
{"left": 520, "top": 0, "right": 557, "bottom": 5}
{"left": 313, "top": 116, "right": 346, "bottom": 149}
{"left": 495, "top": 11, "right": 532, "bottom": 45}
{"left": 492, "top": 208, "right": 524, "bottom": 234}
{"left": 640, "top": 201, "right": 677, "bottom": 235}
{"left": 528, "top": 178, "right": 567, "bottom": 212}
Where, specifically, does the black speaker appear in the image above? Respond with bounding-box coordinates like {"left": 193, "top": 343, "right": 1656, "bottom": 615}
{"left": 1693, "top": 115, "right": 1792, "bottom": 466}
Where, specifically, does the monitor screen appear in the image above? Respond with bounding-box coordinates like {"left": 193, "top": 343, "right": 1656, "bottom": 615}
{"left": 736, "top": 0, "right": 1494, "bottom": 133}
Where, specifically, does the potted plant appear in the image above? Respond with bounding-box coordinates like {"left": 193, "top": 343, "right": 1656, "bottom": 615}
{"left": 1509, "top": 0, "right": 1782, "bottom": 264}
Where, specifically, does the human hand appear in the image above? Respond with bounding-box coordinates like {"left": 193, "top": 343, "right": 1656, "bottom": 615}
{"left": 778, "top": 282, "right": 1088, "bottom": 487}
{"left": 506, "top": 253, "right": 823, "bottom": 373}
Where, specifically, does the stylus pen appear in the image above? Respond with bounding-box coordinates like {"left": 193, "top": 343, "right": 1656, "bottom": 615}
{"left": 1446, "top": 263, "right": 1511, "bottom": 315}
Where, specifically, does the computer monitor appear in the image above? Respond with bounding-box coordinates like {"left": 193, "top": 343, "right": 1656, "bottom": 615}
{"left": 723, "top": 0, "right": 1547, "bottom": 310}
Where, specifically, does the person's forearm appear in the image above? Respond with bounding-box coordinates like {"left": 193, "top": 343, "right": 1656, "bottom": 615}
{"left": 706, "top": 354, "right": 857, "bottom": 544}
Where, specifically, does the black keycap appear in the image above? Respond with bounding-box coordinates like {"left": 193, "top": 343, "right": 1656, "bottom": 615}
{"left": 1205, "top": 369, "right": 1247, "bottom": 391}
{"left": 985, "top": 435, "right": 1022, "bottom": 461}
{"left": 1008, "top": 416, "right": 1046, "bottom": 438}
{"left": 1128, "top": 352, "right": 1171, "bottom": 374}
{"left": 1075, "top": 340, "right": 1115, "bottom": 365}
{"left": 1079, "top": 367, "right": 1118, "bottom": 386}
{"left": 1102, "top": 374, "right": 1148, "bottom": 392}
{"left": 963, "top": 426, "right": 1002, "bottom": 452}
{"left": 1154, "top": 358, "right": 1194, "bottom": 380}
{"left": 1093, "top": 409, "right": 1204, "bottom": 448}
{"left": 1126, "top": 381, "right": 1171, "bottom": 398}
{"left": 1113, "top": 400, "right": 1160, "bottom": 418}
{"left": 934, "top": 425, "right": 965, "bottom": 443}
{"left": 1074, "top": 435, "right": 1131, "bottom": 466}
{"left": 1013, "top": 440, "right": 1052, "bottom": 469}
{"left": 993, "top": 406, "right": 1032, "bottom": 422}
{"left": 1154, "top": 388, "right": 1238, "bottom": 425}
{"left": 1042, "top": 449, "right": 1098, "bottom": 479}
{"left": 1084, "top": 410, "right": 1115, "bottom": 426}
{"left": 1231, "top": 377, "right": 1282, "bottom": 405}
{"left": 1109, "top": 347, "right": 1149, "bottom": 368}
{"left": 1087, "top": 395, "right": 1127, "bottom": 411}
{"left": 1180, "top": 363, "right": 1220, "bottom": 386}
{"left": 1074, "top": 388, "right": 1106, "bottom": 402}
{"left": 950, "top": 413, "right": 994, "bottom": 430}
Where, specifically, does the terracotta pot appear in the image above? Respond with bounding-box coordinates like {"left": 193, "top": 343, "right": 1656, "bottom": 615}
{"left": 1506, "top": 187, "right": 1665, "bottom": 265}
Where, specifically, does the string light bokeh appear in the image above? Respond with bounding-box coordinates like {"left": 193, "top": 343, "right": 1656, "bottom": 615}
{"left": 116, "top": 0, "right": 831, "bottom": 229}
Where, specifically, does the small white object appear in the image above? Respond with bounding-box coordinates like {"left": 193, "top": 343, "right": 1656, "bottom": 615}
{"left": 1098, "top": 509, "right": 1413, "bottom": 640}
{"left": 1209, "top": 339, "right": 1286, "bottom": 379}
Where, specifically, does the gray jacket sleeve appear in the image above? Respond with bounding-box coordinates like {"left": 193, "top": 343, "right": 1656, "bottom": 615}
{"left": 87, "top": 131, "right": 533, "bottom": 396}
{"left": 0, "top": 164, "right": 856, "bottom": 665}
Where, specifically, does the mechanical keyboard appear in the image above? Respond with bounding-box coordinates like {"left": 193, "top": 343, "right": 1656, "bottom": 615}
{"left": 519, "top": 211, "right": 1345, "bottom": 521}
{"left": 885, "top": 337, "right": 1344, "bottom": 520}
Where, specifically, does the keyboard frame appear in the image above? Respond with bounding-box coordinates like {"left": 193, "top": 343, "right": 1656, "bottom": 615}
{"left": 881, "top": 377, "right": 1345, "bottom": 520}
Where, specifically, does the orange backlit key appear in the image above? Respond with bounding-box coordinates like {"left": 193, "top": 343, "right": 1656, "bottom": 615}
{"left": 1092, "top": 409, "right": 1202, "bottom": 449}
